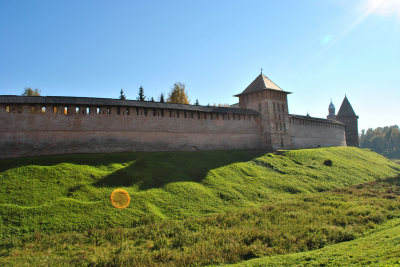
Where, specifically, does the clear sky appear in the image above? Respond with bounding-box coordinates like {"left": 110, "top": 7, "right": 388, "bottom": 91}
{"left": 1, "top": 0, "right": 399, "bottom": 132}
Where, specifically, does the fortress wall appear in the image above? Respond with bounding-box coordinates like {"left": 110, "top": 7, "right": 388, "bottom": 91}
{"left": 289, "top": 117, "right": 346, "bottom": 149}
{"left": 0, "top": 104, "right": 261, "bottom": 158}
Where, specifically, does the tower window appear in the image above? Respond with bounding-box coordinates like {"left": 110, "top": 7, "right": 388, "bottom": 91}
{"left": 276, "top": 123, "right": 278, "bottom": 130}
{"left": 258, "top": 103, "right": 262, "bottom": 111}
{"left": 273, "top": 103, "right": 276, "bottom": 111}
{"left": 278, "top": 104, "right": 280, "bottom": 112}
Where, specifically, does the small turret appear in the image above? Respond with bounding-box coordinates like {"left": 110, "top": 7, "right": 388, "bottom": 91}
{"left": 327, "top": 99, "right": 336, "bottom": 120}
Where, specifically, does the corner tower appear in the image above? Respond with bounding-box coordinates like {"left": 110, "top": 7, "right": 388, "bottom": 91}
{"left": 335, "top": 96, "right": 359, "bottom": 146}
{"left": 327, "top": 100, "right": 336, "bottom": 120}
{"left": 234, "top": 73, "right": 292, "bottom": 150}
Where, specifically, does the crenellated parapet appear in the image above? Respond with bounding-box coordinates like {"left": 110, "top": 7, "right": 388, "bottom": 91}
{"left": 0, "top": 96, "right": 262, "bottom": 158}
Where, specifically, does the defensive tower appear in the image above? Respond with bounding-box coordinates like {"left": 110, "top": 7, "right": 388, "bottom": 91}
{"left": 335, "top": 96, "right": 359, "bottom": 147}
{"left": 234, "top": 73, "right": 292, "bottom": 150}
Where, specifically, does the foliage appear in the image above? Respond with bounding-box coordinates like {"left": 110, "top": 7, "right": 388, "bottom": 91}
{"left": 195, "top": 99, "right": 199, "bottom": 106}
{"left": 149, "top": 96, "right": 155, "bottom": 102}
{"left": 213, "top": 103, "right": 230, "bottom": 107}
{"left": 360, "top": 125, "right": 400, "bottom": 155}
{"left": 1, "top": 176, "right": 399, "bottom": 266}
{"left": 136, "top": 86, "right": 146, "bottom": 101}
{"left": 21, "top": 86, "right": 41, "bottom": 96}
{"left": 166, "top": 82, "right": 190, "bottom": 104}
{"left": 119, "top": 89, "right": 126, "bottom": 100}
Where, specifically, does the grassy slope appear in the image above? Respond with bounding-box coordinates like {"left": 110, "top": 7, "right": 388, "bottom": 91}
{"left": 1, "top": 175, "right": 399, "bottom": 266}
{"left": 0, "top": 147, "right": 399, "bottom": 237}
{"left": 225, "top": 218, "right": 400, "bottom": 267}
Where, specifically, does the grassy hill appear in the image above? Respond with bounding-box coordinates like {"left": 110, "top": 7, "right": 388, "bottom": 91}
{"left": 0, "top": 147, "right": 399, "bottom": 266}
{"left": 0, "top": 147, "right": 399, "bottom": 237}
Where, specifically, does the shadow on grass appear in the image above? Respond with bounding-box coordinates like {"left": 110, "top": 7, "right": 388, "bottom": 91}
{"left": 0, "top": 149, "right": 268, "bottom": 191}
{"left": 92, "top": 150, "right": 267, "bottom": 190}
{"left": 0, "top": 152, "right": 143, "bottom": 173}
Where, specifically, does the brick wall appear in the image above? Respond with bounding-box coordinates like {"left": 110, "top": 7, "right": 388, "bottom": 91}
{"left": 289, "top": 117, "right": 346, "bottom": 149}
{"left": 0, "top": 104, "right": 261, "bottom": 158}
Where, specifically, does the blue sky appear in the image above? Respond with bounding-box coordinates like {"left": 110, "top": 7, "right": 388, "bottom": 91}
{"left": 1, "top": 0, "right": 399, "bottom": 132}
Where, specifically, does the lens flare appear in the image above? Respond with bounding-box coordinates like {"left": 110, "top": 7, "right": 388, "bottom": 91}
{"left": 111, "top": 189, "right": 130, "bottom": 209}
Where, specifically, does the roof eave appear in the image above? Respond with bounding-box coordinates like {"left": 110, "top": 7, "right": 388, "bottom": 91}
{"left": 234, "top": 88, "right": 292, "bottom": 97}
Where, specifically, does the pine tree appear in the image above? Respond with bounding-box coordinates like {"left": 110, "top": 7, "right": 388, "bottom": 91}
{"left": 160, "top": 93, "right": 165, "bottom": 103}
{"left": 137, "top": 86, "right": 146, "bottom": 101}
{"left": 195, "top": 99, "right": 199, "bottom": 106}
{"left": 166, "top": 82, "right": 190, "bottom": 104}
{"left": 119, "top": 89, "right": 126, "bottom": 100}
{"left": 150, "top": 96, "right": 155, "bottom": 102}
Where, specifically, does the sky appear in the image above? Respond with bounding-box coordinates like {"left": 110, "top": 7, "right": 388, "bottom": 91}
{"left": 1, "top": 0, "right": 399, "bottom": 132}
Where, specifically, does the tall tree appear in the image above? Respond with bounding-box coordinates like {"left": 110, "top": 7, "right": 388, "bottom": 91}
{"left": 159, "top": 93, "right": 165, "bottom": 103}
{"left": 137, "top": 86, "right": 146, "bottom": 101}
{"left": 195, "top": 99, "right": 199, "bottom": 106}
{"left": 22, "top": 86, "right": 41, "bottom": 96}
{"left": 150, "top": 96, "right": 155, "bottom": 102}
{"left": 119, "top": 89, "right": 126, "bottom": 100}
{"left": 166, "top": 82, "right": 190, "bottom": 104}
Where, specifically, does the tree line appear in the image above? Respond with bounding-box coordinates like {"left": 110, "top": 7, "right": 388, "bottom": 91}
{"left": 20, "top": 83, "right": 230, "bottom": 107}
{"left": 360, "top": 125, "right": 400, "bottom": 158}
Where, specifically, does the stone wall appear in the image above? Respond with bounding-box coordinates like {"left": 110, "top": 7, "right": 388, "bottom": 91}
{"left": 289, "top": 116, "right": 346, "bottom": 149}
{"left": 0, "top": 104, "right": 261, "bottom": 158}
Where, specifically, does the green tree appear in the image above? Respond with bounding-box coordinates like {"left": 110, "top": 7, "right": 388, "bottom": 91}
{"left": 119, "top": 89, "right": 126, "bottom": 100}
{"left": 360, "top": 125, "right": 400, "bottom": 156}
{"left": 22, "top": 86, "right": 41, "bottom": 96}
{"left": 166, "top": 82, "right": 190, "bottom": 104}
{"left": 159, "top": 93, "right": 165, "bottom": 103}
{"left": 195, "top": 99, "right": 199, "bottom": 106}
{"left": 137, "top": 86, "right": 146, "bottom": 101}
{"left": 150, "top": 96, "right": 155, "bottom": 102}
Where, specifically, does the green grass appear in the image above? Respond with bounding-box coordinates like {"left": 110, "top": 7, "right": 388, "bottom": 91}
{"left": 224, "top": 218, "right": 400, "bottom": 267}
{"left": 1, "top": 175, "right": 399, "bottom": 266}
{"left": 0, "top": 147, "right": 399, "bottom": 237}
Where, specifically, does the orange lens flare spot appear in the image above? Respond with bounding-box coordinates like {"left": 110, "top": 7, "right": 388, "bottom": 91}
{"left": 111, "top": 189, "right": 130, "bottom": 209}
